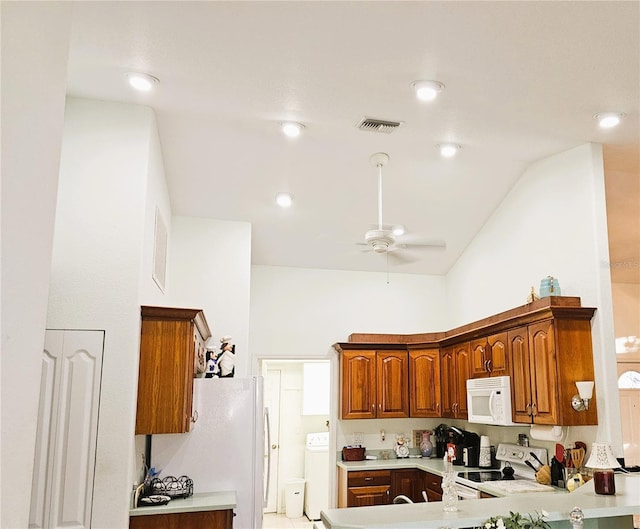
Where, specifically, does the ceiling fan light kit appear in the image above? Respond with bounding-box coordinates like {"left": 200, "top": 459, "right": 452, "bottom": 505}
{"left": 359, "top": 152, "right": 447, "bottom": 263}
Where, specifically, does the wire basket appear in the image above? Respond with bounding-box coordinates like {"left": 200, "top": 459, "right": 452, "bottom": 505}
{"left": 150, "top": 475, "right": 194, "bottom": 499}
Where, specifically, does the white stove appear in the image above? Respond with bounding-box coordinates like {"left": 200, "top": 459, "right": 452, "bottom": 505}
{"left": 455, "top": 443, "right": 555, "bottom": 497}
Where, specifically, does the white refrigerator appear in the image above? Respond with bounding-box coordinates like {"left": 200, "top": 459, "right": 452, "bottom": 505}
{"left": 152, "top": 377, "right": 267, "bottom": 529}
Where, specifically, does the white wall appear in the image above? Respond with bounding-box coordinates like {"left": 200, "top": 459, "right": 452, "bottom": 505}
{"left": 167, "top": 216, "right": 252, "bottom": 376}
{"left": 446, "top": 143, "right": 621, "bottom": 453}
{"left": 0, "top": 3, "right": 72, "bottom": 528}
{"left": 47, "top": 98, "right": 169, "bottom": 529}
{"left": 250, "top": 266, "right": 448, "bottom": 362}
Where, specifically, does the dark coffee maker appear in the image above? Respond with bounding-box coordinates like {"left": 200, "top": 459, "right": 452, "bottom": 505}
{"left": 446, "top": 426, "right": 465, "bottom": 466}
{"left": 434, "top": 424, "right": 449, "bottom": 458}
{"left": 462, "top": 431, "right": 480, "bottom": 467}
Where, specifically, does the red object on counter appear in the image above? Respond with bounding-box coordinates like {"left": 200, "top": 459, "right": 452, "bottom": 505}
{"left": 593, "top": 469, "right": 616, "bottom": 495}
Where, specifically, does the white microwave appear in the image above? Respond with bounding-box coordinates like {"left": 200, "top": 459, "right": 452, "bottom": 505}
{"left": 466, "top": 376, "right": 517, "bottom": 426}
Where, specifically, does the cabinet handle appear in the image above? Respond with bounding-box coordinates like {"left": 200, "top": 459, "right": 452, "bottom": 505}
{"left": 191, "top": 410, "right": 199, "bottom": 423}
{"left": 436, "top": 402, "right": 440, "bottom": 413}
{"left": 531, "top": 402, "right": 537, "bottom": 416}
{"left": 365, "top": 477, "right": 373, "bottom": 481}
{"left": 487, "top": 359, "right": 493, "bottom": 372}
{"left": 526, "top": 403, "right": 532, "bottom": 415}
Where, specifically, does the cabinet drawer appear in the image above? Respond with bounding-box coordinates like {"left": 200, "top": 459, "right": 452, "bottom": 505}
{"left": 348, "top": 470, "right": 391, "bottom": 487}
{"left": 424, "top": 472, "right": 442, "bottom": 494}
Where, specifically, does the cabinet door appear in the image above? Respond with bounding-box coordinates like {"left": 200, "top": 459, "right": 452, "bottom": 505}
{"left": 347, "top": 485, "right": 391, "bottom": 507}
{"left": 487, "top": 332, "right": 509, "bottom": 377}
{"left": 471, "top": 334, "right": 508, "bottom": 378}
{"left": 439, "top": 347, "right": 455, "bottom": 418}
{"left": 136, "top": 319, "right": 195, "bottom": 434}
{"left": 528, "top": 320, "right": 559, "bottom": 425}
{"left": 454, "top": 343, "right": 471, "bottom": 418}
{"left": 409, "top": 349, "right": 441, "bottom": 417}
{"left": 470, "top": 338, "right": 490, "bottom": 378}
{"left": 130, "top": 510, "right": 233, "bottom": 529}
{"left": 508, "top": 327, "right": 534, "bottom": 423}
{"left": 376, "top": 351, "right": 409, "bottom": 418}
{"left": 424, "top": 471, "right": 443, "bottom": 502}
{"left": 392, "top": 469, "right": 424, "bottom": 503}
{"left": 341, "top": 350, "right": 376, "bottom": 419}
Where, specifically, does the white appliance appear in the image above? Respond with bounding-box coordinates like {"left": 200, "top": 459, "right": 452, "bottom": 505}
{"left": 466, "top": 375, "right": 516, "bottom": 426}
{"left": 304, "top": 432, "right": 329, "bottom": 520}
{"left": 152, "top": 377, "right": 267, "bottom": 529}
{"left": 455, "top": 443, "right": 554, "bottom": 497}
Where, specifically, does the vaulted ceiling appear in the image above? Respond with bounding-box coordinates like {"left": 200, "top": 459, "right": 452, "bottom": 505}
{"left": 65, "top": 1, "right": 639, "bottom": 281}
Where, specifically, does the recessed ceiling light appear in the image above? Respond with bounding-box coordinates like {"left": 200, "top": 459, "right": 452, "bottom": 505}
{"left": 411, "top": 80, "right": 445, "bottom": 102}
{"left": 281, "top": 122, "right": 304, "bottom": 138}
{"left": 392, "top": 225, "right": 405, "bottom": 236}
{"left": 126, "top": 72, "right": 159, "bottom": 92}
{"left": 594, "top": 112, "right": 624, "bottom": 129}
{"left": 438, "top": 143, "right": 460, "bottom": 158}
{"left": 275, "top": 192, "right": 294, "bottom": 208}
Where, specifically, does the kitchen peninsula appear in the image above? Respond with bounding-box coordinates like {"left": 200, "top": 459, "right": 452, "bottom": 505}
{"left": 321, "top": 474, "right": 640, "bottom": 529}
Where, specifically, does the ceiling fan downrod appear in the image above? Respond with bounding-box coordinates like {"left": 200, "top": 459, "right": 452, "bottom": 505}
{"left": 370, "top": 152, "right": 389, "bottom": 231}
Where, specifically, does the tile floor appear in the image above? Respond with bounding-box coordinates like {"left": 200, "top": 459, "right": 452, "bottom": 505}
{"left": 263, "top": 512, "right": 316, "bottom": 529}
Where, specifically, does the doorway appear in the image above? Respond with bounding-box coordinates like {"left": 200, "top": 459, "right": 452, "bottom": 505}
{"left": 260, "top": 359, "right": 330, "bottom": 515}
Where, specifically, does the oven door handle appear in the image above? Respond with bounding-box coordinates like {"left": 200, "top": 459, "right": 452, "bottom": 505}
{"left": 455, "top": 484, "right": 480, "bottom": 500}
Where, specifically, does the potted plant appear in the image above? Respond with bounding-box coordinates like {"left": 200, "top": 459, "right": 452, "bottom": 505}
{"left": 480, "top": 510, "right": 551, "bottom": 529}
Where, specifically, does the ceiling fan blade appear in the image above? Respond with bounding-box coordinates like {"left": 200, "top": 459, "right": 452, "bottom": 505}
{"left": 387, "top": 249, "right": 420, "bottom": 265}
{"left": 397, "top": 239, "right": 447, "bottom": 249}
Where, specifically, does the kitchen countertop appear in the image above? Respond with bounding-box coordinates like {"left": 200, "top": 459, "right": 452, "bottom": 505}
{"left": 321, "top": 474, "right": 640, "bottom": 529}
{"left": 337, "top": 457, "right": 564, "bottom": 497}
{"left": 129, "top": 491, "right": 236, "bottom": 517}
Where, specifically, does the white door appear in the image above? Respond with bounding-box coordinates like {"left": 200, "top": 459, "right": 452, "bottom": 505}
{"left": 30, "top": 330, "right": 104, "bottom": 529}
{"left": 618, "top": 364, "right": 640, "bottom": 466}
{"left": 264, "top": 368, "right": 281, "bottom": 513}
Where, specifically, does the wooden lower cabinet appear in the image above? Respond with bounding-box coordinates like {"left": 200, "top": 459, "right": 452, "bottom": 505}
{"left": 341, "top": 470, "right": 391, "bottom": 507}
{"left": 392, "top": 469, "right": 425, "bottom": 503}
{"left": 130, "top": 510, "right": 233, "bottom": 529}
{"left": 423, "top": 471, "right": 443, "bottom": 502}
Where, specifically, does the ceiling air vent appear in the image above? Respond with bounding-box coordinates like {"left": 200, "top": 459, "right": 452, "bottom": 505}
{"left": 356, "top": 117, "right": 403, "bottom": 134}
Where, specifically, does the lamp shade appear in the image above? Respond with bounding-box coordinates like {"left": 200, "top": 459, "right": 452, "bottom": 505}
{"left": 585, "top": 443, "right": 621, "bottom": 469}
{"left": 575, "top": 381, "right": 594, "bottom": 399}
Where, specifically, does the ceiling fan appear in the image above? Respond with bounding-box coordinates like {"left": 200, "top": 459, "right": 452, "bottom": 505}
{"left": 359, "top": 152, "right": 446, "bottom": 263}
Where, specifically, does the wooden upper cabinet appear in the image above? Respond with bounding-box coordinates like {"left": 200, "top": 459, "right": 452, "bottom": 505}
{"left": 376, "top": 351, "right": 409, "bottom": 418}
{"left": 340, "top": 349, "right": 409, "bottom": 419}
{"left": 440, "top": 343, "right": 470, "bottom": 419}
{"left": 341, "top": 350, "right": 377, "bottom": 419}
{"left": 508, "top": 327, "right": 534, "bottom": 423}
{"left": 338, "top": 297, "right": 597, "bottom": 426}
{"left": 409, "top": 349, "right": 441, "bottom": 417}
{"left": 509, "top": 317, "right": 597, "bottom": 426}
{"left": 471, "top": 332, "right": 508, "bottom": 378}
{"left": 135, "top": 306, "right": 211, "bottom": 434}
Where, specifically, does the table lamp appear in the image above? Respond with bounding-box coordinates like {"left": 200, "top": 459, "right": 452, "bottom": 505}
{"left": 585, "top": 443, "right": 621, "bottom": 495}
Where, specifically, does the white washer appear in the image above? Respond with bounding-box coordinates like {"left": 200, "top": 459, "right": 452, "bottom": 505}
{"left": 304, "top": 432, "right": 329, "bottom": 520}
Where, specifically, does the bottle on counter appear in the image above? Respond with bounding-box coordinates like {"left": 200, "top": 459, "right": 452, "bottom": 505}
{"left": 441, "top": 452, "right": 458, "bottom": 512}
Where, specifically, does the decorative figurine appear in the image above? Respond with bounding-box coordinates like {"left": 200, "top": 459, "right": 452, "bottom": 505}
{"left": 526, "top": 286, "right": 540, "bottom": 303}
{"left": 205, "top": 348, "right": 219, "bottom": 378}
{"left": 394, "top": 433, "right": 410, "bottom": 458}
{"left": 217, "top": 335, "right": 236, "bottom": 378}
